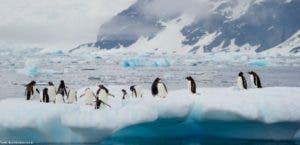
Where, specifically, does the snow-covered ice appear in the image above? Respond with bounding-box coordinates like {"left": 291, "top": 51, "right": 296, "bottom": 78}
{"left": 1, "top": 86, "right": 300, "bottom": 143}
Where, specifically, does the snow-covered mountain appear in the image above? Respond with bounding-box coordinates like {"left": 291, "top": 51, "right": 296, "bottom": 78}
{"left": 74, "top": 0, "right": 300, "bottom": 54}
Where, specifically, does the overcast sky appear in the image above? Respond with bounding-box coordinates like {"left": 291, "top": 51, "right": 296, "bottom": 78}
{"left": 0, "top": 0, "right": 135, "bottom": 49}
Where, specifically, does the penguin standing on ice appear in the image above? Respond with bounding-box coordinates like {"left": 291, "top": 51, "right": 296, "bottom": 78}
{"left": 47, "top": 82, "right": 56, "bottom": 103}
{"left": 97, "top": 85, "right": 115, "bottom": 103}
{"left": 121, "top": 89, "right": 127, "bottom": 106}
{"left": 57, "top": 80, "right": 68, "bottom": 97}
{"left": 121, "top": 89, "right": 127, "bottom": 100}
{"left": 130, "top": 85, "right": 142, "bottom": 98}
{"left": 237, "top": 72, "right": 247, "bottom": 90}
{"left": 67, "top": 88, "right": 77, "bottom": 103}
{"left": 42, "top": 88, "right": 50, "bottom": 103}
{"left": 25, "top": 81, "right": 39, "bottom": 100}
{"left": 248, "top": 71, "right": 262, "bottom": 88}
{"left": 80, "top": 88, "right": 95, "bottom": 105}
{"left": 151, "top": 78, "right": 168, "bottom": 98}
{"left": 186, "top": 76, "right": 196, "bottom": 94}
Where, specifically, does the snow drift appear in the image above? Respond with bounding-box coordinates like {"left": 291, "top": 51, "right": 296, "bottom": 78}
{"left": 1, "top": 86, "right": 300, "bottom": 143}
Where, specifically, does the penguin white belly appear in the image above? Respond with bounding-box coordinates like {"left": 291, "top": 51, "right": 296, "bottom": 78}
{"left": 67, "top": 89, "right": 77, "bottom": 103}
{"left": 98, "top": 90, "right": 108, "bottom": 103}
{"left": 157, "top": 83, "right": 167, "bottom": 98}
{"left": 39, "top": 91, "right": 43, "bottom": 102}
{"left": 33, "top": 86, "right": 40, "bottom": 100}
{"left": 48, "top": 86, "right": 56, "bottom": 102}
{"left": 55, "top": 94, "right": 64, "bottom": 104}
{"left": 135, "top": 86, "right": 142, "bottom": 97}
{"left": 250, "top": 75, "right": 256, "bottom": 88}
{"left": 187, "top": 81, "right": 191, "bottom": 93}
{"left": 237, "top": 77, "right": 244, "bottom": 90}
{"left": 85, "top": 90, "right": 95, "bottom": 105}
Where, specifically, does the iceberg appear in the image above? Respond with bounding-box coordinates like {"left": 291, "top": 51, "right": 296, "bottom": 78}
{"left": 16, "top": 66, "right": 59, "bottom": 77}
{"left": 1, "top": 86, "right": 300, "bottom": 143}
{"left": 122, "top": 57, "right": 170, "bottom": 68}
{"left": 247, "top": 59, "right": 272, "bottom": 67}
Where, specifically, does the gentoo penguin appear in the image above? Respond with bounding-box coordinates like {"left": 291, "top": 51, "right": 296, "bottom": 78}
{"left": 42, "top": 88, "right": 50, "bottom": 103}
{"left": 57, "top": 80, "right": 68, "bottom": 97}
{"left": 25, "top": 81, "right": 39, "bottom": 100}
{"left": 97, "top": 85, "right": 115, "bottom": 103}
{"left": 130, "top": 85, "right": 142, "bottom": 98}
{"left": 67, "top": 88, "right": 77, "bottom": 103}
{"left": 151, "top": 78, "right": 168, "bottom": 98}
{"left": 248, "top": 71, "right": 262, "bottom": 88}
{"left": 47, "top": 82, "right": 56, "bottom": 103}
{"left": 186, "top": 76, "right": 196, "bottom": 94}
{"left": 80, "top": 88, "right": 95, "bottom": 105}
{"left": 237, "top": 72, "right": 247, "bottom": 90}
{"left": 95, "top": 96, "right": 111, "bottom": 109}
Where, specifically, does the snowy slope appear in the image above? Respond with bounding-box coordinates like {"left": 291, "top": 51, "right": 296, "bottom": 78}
{"left": 73, "top": 0, "right": 300, "bottom": 55}
{"left": 1, "top": 86, "right": 300, "bottom": 143}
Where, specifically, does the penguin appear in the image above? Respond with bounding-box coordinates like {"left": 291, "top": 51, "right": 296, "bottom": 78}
{"left": 186, "top": 76, "right": 196, "bottom": 94}
{"left": 121, "top": 89, "right": 127, "bottom": 100}
{"left": 95, "top": 96, "right": 111, "bottom": 109}
{"left": 42, "top": 88, "right": 50, "bottom": 103}
{"left": 248, "top": 71, "right": 262, "bottom": 88}
{"left": 25, "top": 81, "right": 39, "bottom": 100}
{"left": 237, "top": 72, "right": 247, "bottom": 90}
{"left": 121, "top": 89, "right": 127, "bottom": 106}
{"left": 57, "top": 80, "right": 68, "bottom": 97}
{"left": 54, "top": 94, "right": 65, "bottom": 104}
{"left": 130, "top": 85, "right": 142, "bottom": 98}
{"left": 80, "top": 88, "right": 96, "bottom": 105}
{"left": 151, "top": 78, "right": 168, "bottom": 98}
{"left": 97, "top": 85, "right": 115, "bottom": 103}
{"left": 67, "top": 88, "right": 77, "bottom": 103}
{"left": 47, "top": 82, "right": 56, "bottom": 103}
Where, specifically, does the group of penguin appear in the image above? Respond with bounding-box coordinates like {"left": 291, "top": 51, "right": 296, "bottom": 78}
{"left": 237, "top": 71, "right": 262, "bottom": 89}
{"left": 24, "top": 71, "right": 262, "bottom": 109}
{"left": 25, "top": 80, "right": 77, "bottom": 104}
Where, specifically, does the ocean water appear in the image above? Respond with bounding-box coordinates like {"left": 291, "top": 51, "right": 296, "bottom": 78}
{"left": 20, "top": 138, "right": 297, "bottom": 145}
{"left": 101, "top": 138, "right": 298, "bottom": 145}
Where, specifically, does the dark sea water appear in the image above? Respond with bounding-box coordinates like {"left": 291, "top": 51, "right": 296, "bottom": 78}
{"left": 23, "top": 138, "right": 297, "bottom": 145}
{"left": 100, "top": 137, "right": 298, "bottom": 145}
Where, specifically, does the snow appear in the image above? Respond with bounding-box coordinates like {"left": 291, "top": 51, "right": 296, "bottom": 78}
{"left": 1, "top": 86, "right": 300, "bottom": 143}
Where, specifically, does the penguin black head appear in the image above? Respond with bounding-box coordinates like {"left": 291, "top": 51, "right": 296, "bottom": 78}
{"left": 27, "top": 81, "right": 36, "bottom": 87}
{"left": 238, "top": 72, "right": 244, "bottom": 77}
{"left": 43, "top": 88, "right": 48, "bottom": 94}
{"left": 186, "top": 76, "right": 193, "bottom": 81}
{"left": 130, "top": 86, "right": 135, "bottom": 91}
{"left": 154, "top": 78, "right": 161, "bottom": 83}
{"left": 48, "top": 82, "right": 54, "bottom": 86}
{"left": 60, "top": 80, "right": 65, "bottom": 87}
{"left": 248, "top": 71, "right": 254, "bottom": 75}
{"left": 121, "top": 89, "right": 127, "bottom": 95}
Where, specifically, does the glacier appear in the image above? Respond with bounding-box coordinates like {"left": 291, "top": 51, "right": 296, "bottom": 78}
{"left": 1, "top": 86, "right": 300, "bottom": 143}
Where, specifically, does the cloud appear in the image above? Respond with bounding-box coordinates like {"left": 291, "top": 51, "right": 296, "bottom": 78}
{"left": 0, "top": 0, "right": 136, "bottom": 49}
{"left": 142, "top": 0, "right": 212, "bottom": 20}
